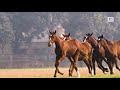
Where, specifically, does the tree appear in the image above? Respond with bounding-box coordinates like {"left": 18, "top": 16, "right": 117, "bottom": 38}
{"left": 0, "top": 13, "right": 14, "bottom": 54}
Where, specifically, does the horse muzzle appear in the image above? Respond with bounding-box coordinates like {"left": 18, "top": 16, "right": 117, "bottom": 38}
{"left": 48, "top": 43, "right": 52, "bottom": 47}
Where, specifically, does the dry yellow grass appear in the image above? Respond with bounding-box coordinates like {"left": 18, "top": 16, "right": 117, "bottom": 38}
{"left": 0, "top": 67, "right": 119, "bottom": 78}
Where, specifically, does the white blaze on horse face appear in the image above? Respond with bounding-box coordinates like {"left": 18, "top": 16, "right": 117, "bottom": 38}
{"left": 49, "top": 35, "right": 53, "bottom": 40}
{"left": 98, "top": 38, "right": 100, "bottom": 41}
{"left": 60, "top": 34, "right": 66, "bottom": 40}
{"left": 83, "top": 36, "right": 88, "bottom": 42}
{"left": 49, "top": 36, "right": 53, "bottom": 46}
{"left": 63, "top": 37, "right": 66, "bottom": 41}
{"left": 61, "top": 34, "right": 64, "bottom": 38}
{"left": 77, "top": 71, "right": 80, "bottom": 77}
{"left": 49, "top": 37, "right": 51, "bottom": 40}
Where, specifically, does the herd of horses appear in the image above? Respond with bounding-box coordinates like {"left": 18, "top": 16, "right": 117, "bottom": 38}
{"left": 48, "top": 30, "right": 120, "bottom": 77}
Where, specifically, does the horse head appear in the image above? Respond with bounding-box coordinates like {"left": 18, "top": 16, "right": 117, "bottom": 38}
{"left": 83, "top": 33, "right": 93, "bottom": 42}
{"left": 98, "top": 35, "right": 103, "bottom": 41}
{"left": 48, "top": 30, "right": 57, "bottom": 47}
{"left": 62, "top": 33, "right": 71, "bottom": 40}
{"left": 97, "top": 35, "right": 107, "bottom": 47}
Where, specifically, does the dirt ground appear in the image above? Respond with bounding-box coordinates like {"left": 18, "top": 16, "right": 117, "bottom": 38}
{"left": 0, "top": 67, "right": 119, "bottom": 78}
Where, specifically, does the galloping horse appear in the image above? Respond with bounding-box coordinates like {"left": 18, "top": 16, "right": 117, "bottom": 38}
{"left": 62, "top": 33, "right": 94, "bottom": 76}
{"left": 48, "top": 30, "right": 81, "bottom": 77}
{"left": 98, "top": 35, "right": 120, "bottom": 74}
{"left": 83, "top": 33, "right": 109, "bottom": 75}
{"left": 114, "top": 41, "right": 120, "bottom": 60}
{"left": 62, "top": 33, "right": 71, "bottom": 40}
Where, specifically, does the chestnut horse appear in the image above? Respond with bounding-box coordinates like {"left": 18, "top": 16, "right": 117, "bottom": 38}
{"left": 48, "top": 30, "right": 81, "bottom": 77}
{"left": 114, "top": 41, "right": 120, "bottom": 60}
{"left": 83, "top": 33, "right": 109, "bottom": 75}
{"left": 62, "top": 33, "right": 94, "bottom": 76}
{"left": 62, "top": 33, "right": 71, "bottom": 40}
{"left": 98, "top": 35, "right": 120, "bottom": 74}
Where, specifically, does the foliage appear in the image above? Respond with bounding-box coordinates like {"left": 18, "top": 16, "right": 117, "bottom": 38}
{"left": 0, "top": 12, "right": 120, "bottom": 54}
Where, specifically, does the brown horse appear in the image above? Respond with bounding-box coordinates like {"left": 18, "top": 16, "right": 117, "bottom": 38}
{"left": 114, "top": 41, "right": 120, "bottom": 60}
{"left": 48, "top": 30, "right": 81, "bottom": 77}
{"left": 62, "top": 33, "right": 94, "bottom": 76}
{"left": 83, "top": 33, "right": 109, "bottom": 75}
{"left": 98, "top": 35, "right": 120, "bottom": 74}
{"left": 62, "top": 33, "right": 71, "bottom": 40}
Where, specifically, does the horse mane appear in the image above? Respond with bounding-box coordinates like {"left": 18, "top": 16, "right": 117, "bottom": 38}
{"left": 59, "top": 36, "right": 64, "bottom": 40}
{"left": 89, "top": 36, "right": 99, "bottom": 49}
{"left": 104, "top": 38, "right": 113, "bottom": 46}
{"left": 93, "top": 37, "right": 97, "bottom": 41}
{"left": 115, "top": 40, "right": 120, "bottom": 45}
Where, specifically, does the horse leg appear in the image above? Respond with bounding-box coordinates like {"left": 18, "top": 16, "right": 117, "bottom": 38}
{"left": 111, "top": 60, "right": 115, "bottom": 74}
{"left": 107, "top": 59, "right": 114, "bottom": 75}
{"left": 71, "top": 60, "right": 80, "bottom": 77}
{"left": 93, "top": 56, "right": 103, "bottom": 72}
{"left": 114, "top": 57, "right": 120, "bottom": 71}
{"left": 88, "top": 54, "right": 94, "bottom": 75}
{"left": 68, "top": 57, "right": 74, "bottom": 77}
{"left": 68, "top": 57, "right": 79, "bottom": 77}
{"left": 92, "top": 58, "right": 96, "bottom": 75}
{"left": 103, "top": 57, "right": 109, "bottom": 72}
{"left": 84, "top": 59, "right": 92, "bottom": 75}
{"left": 98, "top": 58, "right": 108, "bottom": 74}
{"left": 54, "top": 55, "right": 65, "bottom": 77}
{"left": 70, "top": 53, "right": 80, "bottom": 77}
{"left": 88, "top": 59, "right": 94, "bottom": 75}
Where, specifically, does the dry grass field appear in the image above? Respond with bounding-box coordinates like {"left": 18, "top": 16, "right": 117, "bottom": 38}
{"left": 0, "top": 67, "right": 120, "bottom": 78}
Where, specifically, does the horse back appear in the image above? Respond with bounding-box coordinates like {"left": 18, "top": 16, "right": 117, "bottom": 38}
{"left": 78, "top": 42, "right": 93, "bottom": 57}
{"left": 80, "top": 42, "right": 92, "bottom": 51}
{"left": 115, "top": 41, "right": 120, "bottom": 57}
{"left": 63, "top": 39, "right": 80, "bottom": 56}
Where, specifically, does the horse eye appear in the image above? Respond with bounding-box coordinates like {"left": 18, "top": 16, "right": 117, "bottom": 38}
{"left": 98, "top": 38, "right": 100, "bottom": 41}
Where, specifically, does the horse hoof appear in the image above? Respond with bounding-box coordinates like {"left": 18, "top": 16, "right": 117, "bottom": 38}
{"left": 110, "top": 72, "right": 114, "bottom": 75}
{"left": 61, "top": 73, "right": 64, "bottom": 75}
{"left": 77, "top": 75, "right": 81, "bottom": 78}
{"left": 103, "top": 71, "right": 107, "bottom": 74}
{"left": 54, "top": 75, "right": 57, "bottom": 77}
{"left": 105, "top": 68, "right": 109, "bottom": 72}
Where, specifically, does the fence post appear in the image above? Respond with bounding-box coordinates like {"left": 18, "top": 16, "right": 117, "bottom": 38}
{"left": 35, "top": 55, "right": 37, "bottom": 60}
{"left": 10, "top": 54, "right": 13, "bottom": 68}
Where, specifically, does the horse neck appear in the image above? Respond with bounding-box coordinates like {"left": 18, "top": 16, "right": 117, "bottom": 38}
{"left": 65, "top": 37, "right": 72, "bottom": 40}
{"left": 68, "top": 37, "right": 72, "bottom": 40}
{"left": 102, "top": 39, "right": 113, "bottom": 53}
{"left": 115, "top": 40, "right": 120, "bottom": 45}
{"left": 90, "top": 37, "right": 99, "bottom": 49}
{"left": 54, "top": 35, "right": 64, "bottom": 49}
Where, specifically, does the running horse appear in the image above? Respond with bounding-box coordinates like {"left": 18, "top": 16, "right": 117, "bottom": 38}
{"left": 62, "top": 33, "right": 94, "bottom": 76}
{"left": 83, "top": 33, "right": 109, "bottom": 75}
{"left": 62, "top": 33, "right": 71, "bottom": 40}
{"left": 48, "top": 30, "right": 81, "bottom": 77}
{"left": 98, "top": 35, "right": 120, "bottom": 74}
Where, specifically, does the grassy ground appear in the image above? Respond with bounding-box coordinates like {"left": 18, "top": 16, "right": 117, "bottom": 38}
{"left": 0, "top": 67, "right": 120, "bottom": 78}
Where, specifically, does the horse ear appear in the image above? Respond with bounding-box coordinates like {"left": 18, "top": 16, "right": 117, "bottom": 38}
{"left": 101, "top": 35, "right": 103, "bottom": 38}
{"left": 90, "top": 33, "right": 93, "bottom": 36}
{"left": 54, "top": 30, "right": 56, "bottom": 34}
{"left": 86, "top": 33, "right": 88, "bottom": 36}
{"left": 49, "top": 30, "right": 52, "bottom": 34}
{"left": 68, "top": 33, "right": 70, "bottom": 37}
{"left": 62, "top": 34, "right": 65, "bottom": 37}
